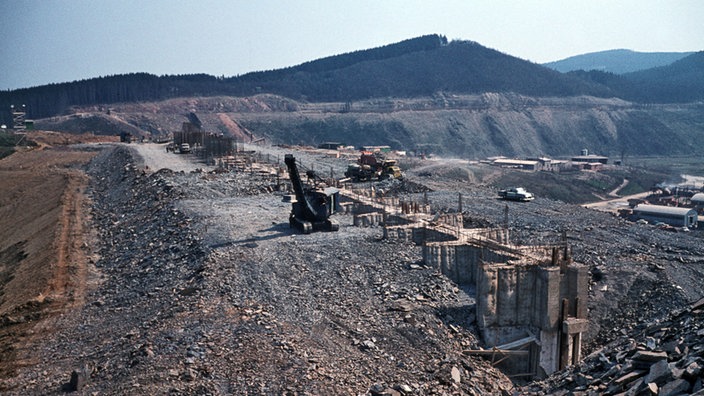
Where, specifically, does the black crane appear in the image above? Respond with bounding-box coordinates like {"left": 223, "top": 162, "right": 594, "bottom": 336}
{"left": 284, "top": 154, "right": 339, "bottom": 234}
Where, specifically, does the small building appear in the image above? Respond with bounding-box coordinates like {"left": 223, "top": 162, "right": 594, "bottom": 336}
{"left": 526, "top": 157, "right": 567, "bottom": 172}
{"left": 633, "top": 204, "right": 698, "bottom": 228}
{"left": 571, "top": 155, "right": 608, "bottom": 164}
{"left": 492, "top": 158, "right": 540, "bottom": 171}
{"left": 361, "top": 145, "right": 391, "bottom": 153}
{"left": 584, "top": 162, "right": 603, "bottom": 171}
{"left": 318, "top": 142, "right": 344, "bottom": 150}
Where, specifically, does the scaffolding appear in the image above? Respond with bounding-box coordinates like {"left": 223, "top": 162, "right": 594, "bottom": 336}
{"left": 11, "top": 104, "right": 26, "bottom": 130}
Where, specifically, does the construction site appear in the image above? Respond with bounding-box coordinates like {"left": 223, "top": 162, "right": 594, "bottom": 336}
{"left": 1, "top": 132, "right": 704, "bottom": 395}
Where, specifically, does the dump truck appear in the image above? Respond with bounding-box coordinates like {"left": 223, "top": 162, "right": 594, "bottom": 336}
{"left": 498, "top": 187, "right": 534, "bottom": 202}
{"left": 344, "top": 151, "right": 403, "bottom": 182}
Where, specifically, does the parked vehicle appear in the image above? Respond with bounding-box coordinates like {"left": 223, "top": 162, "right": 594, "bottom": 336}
{"left": 179, "top": 143, "right": 191, "bottom": 153}
{"left": 498, "top": 187, "right": 534, "bottom": 202}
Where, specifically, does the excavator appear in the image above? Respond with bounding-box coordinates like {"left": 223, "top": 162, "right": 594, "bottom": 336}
{"left": 284, "top": 154, "right": 339, "bottom": 234}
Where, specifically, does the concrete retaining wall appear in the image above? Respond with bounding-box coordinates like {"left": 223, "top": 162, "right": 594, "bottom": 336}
{"left": 476, "top": 261, "right": 587, "bottom": 376}
{"left": 423, "top": 243, "right": 516, "bottom": 285}
{"left": 342, "top": 187, "right": 588, "bottom": 378}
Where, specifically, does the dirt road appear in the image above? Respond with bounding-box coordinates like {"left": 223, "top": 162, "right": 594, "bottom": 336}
{"left": 582, "top": 191, "right": 650, "bottom": 212}
{"left": 131, "top": 142, "right": 215, "bottom": 173}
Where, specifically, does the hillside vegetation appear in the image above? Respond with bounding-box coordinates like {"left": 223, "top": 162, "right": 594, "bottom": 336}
{"left": 0, "top": 132, "right": 16, "bottom": 159}
{"left": 3, "top": 34, "right": 703, "bottom": 126}
{"left": 2, "top": 35, "right": 704, "bottom": 158}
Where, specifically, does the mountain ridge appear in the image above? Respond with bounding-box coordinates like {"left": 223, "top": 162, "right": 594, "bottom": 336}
{"left": 1, "top": 35, "right": 617, "bottom": 122}
{"left": 2, "top": 35, "right": 703, "bottom": 126}
{"left": 543, "top": 49, "right": 696, "bottom": 74}
{"left": 2, "top": 35, "right": 703, "bottom": 158}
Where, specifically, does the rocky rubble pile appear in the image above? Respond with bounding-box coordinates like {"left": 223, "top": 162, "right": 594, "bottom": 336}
{"left": 2, "top": 145, "right": 515, "bottom": 395}
{"left": 4, "top": 142, "right": 704, "bottom": 395}
{"left": 242, "top": 145, "right": 704, "bottom": 392}
{"left": 523, "top": 297, "right": 704, "bottom": 395}
{"left": 400, "top": 186, "right": 703, "bottom": 354}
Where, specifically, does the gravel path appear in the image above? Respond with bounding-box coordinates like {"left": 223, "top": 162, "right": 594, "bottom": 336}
{"left": 131, "top": 142, "right": 216, "bottom": 173}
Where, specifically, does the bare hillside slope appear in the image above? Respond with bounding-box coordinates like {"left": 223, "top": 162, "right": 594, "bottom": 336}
{"left": 37, "top": 94, "right": 704, "bottom": 158}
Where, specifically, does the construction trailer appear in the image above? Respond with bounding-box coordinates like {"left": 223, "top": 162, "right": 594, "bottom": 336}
{"left": 318, "top": 142, "right": 344, "bottom": 150}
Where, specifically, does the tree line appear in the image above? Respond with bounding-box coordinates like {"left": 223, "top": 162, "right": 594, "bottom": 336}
{"left": 1, "top": 35, "right": 701, "bottom": 126}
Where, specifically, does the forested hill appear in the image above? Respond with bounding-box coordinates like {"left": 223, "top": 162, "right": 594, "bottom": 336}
{"left": 239, "top": 34, "right": 450, "bottom": 76}
{"left": 226, "top": 38, "right": 614, "bottom": 102}
{"left": 0, "top": 34, "right": 607, "bottom": 122}
{"left": 544, "top": 49, "right": 695, "bottom": 74}
{"left": 567, "top": 51, "right": 704, "bottom": 103}
{"left": 0, "top": 34, "right": 702, "bottom": 125}
{"left": 621, "top": 51, "right": 704, "bottom": 103}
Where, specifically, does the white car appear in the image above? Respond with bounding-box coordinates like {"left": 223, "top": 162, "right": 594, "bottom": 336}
{"left": 498, "top": 187, "right": 534, "bottom": 202}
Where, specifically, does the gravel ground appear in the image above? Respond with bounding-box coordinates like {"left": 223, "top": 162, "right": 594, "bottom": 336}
{"left": 2, "top": 142, "right": 703, "bottom": 395}
{"left": 0, "top": 144, "right": 513, "bottom": 395}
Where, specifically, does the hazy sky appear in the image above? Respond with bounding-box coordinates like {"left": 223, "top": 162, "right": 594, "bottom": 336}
{"left": 1, "top": 0, "right": 702, "bottom": 90}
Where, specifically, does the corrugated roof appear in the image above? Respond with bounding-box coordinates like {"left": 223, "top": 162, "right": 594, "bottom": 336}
{"left": 633, "top": 204, "right": 697, "bottom": 216}
{"left": 692, "top": 193, "right": 704, "bottom": 202}
{"left": 493, "top": 159, "right": 539, "bottom": 166}
{"left": 571, "top": 155, "right": 608, "bottom": 160}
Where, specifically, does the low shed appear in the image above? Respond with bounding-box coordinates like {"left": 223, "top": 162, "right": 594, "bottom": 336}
{"left": 633, "top": 204, "right": 698, "bottom": 228}
{"left": 492, "top": 158, "right": 540, "bottom": 171}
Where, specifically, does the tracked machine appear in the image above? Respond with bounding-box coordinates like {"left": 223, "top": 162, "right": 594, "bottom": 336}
{"left": 284, "top": 154, "right": 340, "bottom": 234}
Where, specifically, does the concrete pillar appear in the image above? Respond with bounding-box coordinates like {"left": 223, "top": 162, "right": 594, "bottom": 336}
{"left": 539, "top": 329, "right": 560, "bottom": 375}
{"left": 567, "top": 264, "right": 589, "bottom": 318}
{"left": 559, "top": 299, "right": 570, "bottom": 370}
{"left": 538, "top": 266, "right": 561, "bottom": 330}
{"left": 422, "top": 245, "right": 435, "bottom": 269}
{"left": 562, "top": 318, "right": 589, "bottom": 367}
{"left": 441, "top": 245, "right": 453, "bottom": 281}
{"left": 477, "top": 264, "right": 498, "bottom": 328}
{"left": 571, "top": 333, "right": 582, "bottom": 364}
{"left": 515, "top": 266, "right": 535, "bottom": 324}
{"left": 455, "top": 245, "right": 476, "bottom": 284}
{"left": 497, "top": 266, "right": 517, "bottom": 326}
